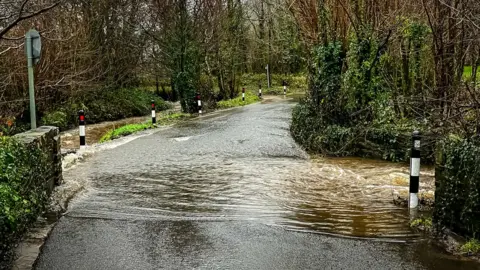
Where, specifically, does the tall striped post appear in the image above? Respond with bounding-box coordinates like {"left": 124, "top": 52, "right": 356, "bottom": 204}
{"left": 409, "top": 131, "right": 421, "bottom": 209}
{"left": 78, "top": 110, "right": 86, "bottom": 149}
{"left": 151, "top": 100, "right": 156, "bottom": 124}
{"left": 196, "top": 93, "right": 202, "bottom": 114}
{"left": 242, "top": 88, "right": 245, "bottom": 102}
{"left": 283, "top": 80, "right": 287, "bottom": 96}
{"left": 258, "top": 84, "right": 262, "bottom": 98}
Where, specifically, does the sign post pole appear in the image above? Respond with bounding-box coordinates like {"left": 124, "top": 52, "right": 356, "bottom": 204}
{"left": 25, "top": 29, "right": 41, "bottom": 130}
{"left": 26, "top": 33, "right": 36, "bottom": 129}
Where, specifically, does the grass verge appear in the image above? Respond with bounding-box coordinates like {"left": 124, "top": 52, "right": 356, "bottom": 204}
{"left": 99, "top": 113, "right": 190, "bottom": 143}
{"left": 217, "top": 92, "right": 260, "bottom": 109}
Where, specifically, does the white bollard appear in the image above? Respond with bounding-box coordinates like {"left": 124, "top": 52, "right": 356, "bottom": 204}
{"left": 409, "top": 131, "right": 421, "bottom": 209}
{"left": 151, "top": 100, "right": 156, "bottom": 124}
{"left": 283, "top": 80, "right": 287, "bottom": 96}
{"left": 242, "top": 88, "right": 245, "bottom": 102}
{"left": 197, "top": 93, "right": 202, "bottom": 114}
{"left": 78, "top": 110, "right": 86, "bottom": 149}
{"left": 258, "top": 84, "right": 262, "bottom": 98}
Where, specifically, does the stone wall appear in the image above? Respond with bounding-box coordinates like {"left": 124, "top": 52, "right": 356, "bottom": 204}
{"left": 14, "top": 126, "right": 62, "bottom": 194}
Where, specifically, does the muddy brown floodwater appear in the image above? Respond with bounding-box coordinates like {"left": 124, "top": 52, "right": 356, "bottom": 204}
{"left": 279, "top": 156, "right": 434, "bottom": 239}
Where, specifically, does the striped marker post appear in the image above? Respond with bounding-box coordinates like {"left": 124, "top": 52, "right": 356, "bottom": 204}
{"left": 409, "top": 131, "right": 421, "bottom": 209}
{"left": 283, "top": 80, "right": 287, "bottom": 96}
{"left": 196, "top": 93, "right": 202, "bottom": 114}
{"left": 258, "top": 84, "right": 262, "bottom": 98}
{"left": 78, "top": 110, "right": 86, "bottom": 149}
{"left": 151, "top": 100, "right": 156, "bottom": 124}
{"left": 242, "top": 88, "right": 245, "bottom": 102}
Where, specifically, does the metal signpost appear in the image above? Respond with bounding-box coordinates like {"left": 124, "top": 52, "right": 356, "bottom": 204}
{"left": 25, "top": 29, "right": 42, "bottom": 129}
{"left": 266, "top": 64, "right": 270, "bottom": 88}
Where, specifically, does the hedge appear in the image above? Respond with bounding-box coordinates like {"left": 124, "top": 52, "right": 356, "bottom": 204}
{"left": 0, "top": 137, "right": 51, "bottom": 269}
{"left": 290, "top": 103, "right": 435, "bottom": 163}
{"left": 40, "top": 87, "right": 171, "bottom": 131}
{"left": 434, "top": 137, "right": 480, "bottom": 239}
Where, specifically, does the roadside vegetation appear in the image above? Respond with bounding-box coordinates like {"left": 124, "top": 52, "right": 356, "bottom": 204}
{"left": 461, "top": 239, "right": 480, "bottom": 256}
{"left": 0, "top": 137, "right": 51, "bottom": 269}
{"left": 40, "top": 88, "right": 171, "bottom": 132}
{"left": 409, "top": 216, "right": 433, "bottom": 232}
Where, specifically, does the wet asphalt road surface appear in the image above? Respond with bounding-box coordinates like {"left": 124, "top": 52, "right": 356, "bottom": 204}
{"left": 35, "top": 99, "right": 480, "bottom": 269}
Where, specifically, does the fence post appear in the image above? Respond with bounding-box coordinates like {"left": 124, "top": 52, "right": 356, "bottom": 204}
{"left": 196, "top": 93, "right": 202, "bottom": 114}
{"left": 151, "top": 100, "right": 156, "bottom": 124}
{"left": 283, "top": 80, "right": 287, "bottom": 96}
{"left": 409, "top": 130, "right": 421, "bottom": 209}
{"left": 242, "top": 88, "right": 245, "bottom": 102}
{"left": 258, "top": 84, "right": 262, "bottom": 98}
{"left": 78, "top": 110, "right": 86, "bottom": 149}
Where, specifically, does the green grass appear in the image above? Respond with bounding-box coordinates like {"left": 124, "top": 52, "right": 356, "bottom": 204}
{"left": 409, "top": 216, "right": 433, "bottom": 231}
{"left": 460, "top": 239, "right": 480, "bottom": 255}
{"left": 217, "top": 92, "right": 260, "bottom": 109}
{"left": 99, "top": 113, "right": 191, "bottom": 142}
{"left": 463, "top": 66, "right": 480, "bottom": 80}
{"left": 99, "top": 123, "right": 153, "bottom": 142}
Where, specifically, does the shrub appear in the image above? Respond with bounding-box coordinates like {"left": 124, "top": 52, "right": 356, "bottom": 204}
{"left": 291, "top": 103, "right": 434, "bottom": 162}
{"left": 42, "top": 88, "right": 171, "bottom": 131}
{"left": 0, "top": 137, "right": 50, "bottom": 268}
{"left": 41, "top": 111, "right": 68, "bottom": 130}
{"left": 434, "top": 137, "right": 480, "bottom": 240}
{"left": 460, "top": 239, "right": 480, "bottom": 255}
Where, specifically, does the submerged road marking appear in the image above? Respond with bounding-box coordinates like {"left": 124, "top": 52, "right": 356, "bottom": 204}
{"left": 174, "top": 137, "right": 190, "bottom": 142}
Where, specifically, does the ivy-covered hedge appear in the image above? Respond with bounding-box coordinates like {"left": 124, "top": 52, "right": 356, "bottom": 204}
{"left": 291, "top": 103, "right": 435, "bottom": 163}
{"left": 434, "top": 137, "right": 480, "bottom": 239}
{"left": 0, "top": 137, "right": 51, "bottom": 269}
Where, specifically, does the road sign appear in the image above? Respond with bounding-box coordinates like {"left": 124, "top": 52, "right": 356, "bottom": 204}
{"left": 26, "top": 29, "right": 41, "bottom": 65}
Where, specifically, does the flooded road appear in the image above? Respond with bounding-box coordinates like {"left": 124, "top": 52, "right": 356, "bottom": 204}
{"left": 36, "top": 99, "right": 480, "bottom": 269}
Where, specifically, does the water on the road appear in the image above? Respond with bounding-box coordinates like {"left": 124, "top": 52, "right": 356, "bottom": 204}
{"left": 64, "top": 99, "right": 436, "bottom": 240}
{"left": 71, "top": 154, "right": 433, "bottom": 240}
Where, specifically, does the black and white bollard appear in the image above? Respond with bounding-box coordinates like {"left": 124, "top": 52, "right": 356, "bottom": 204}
{"left": 242, "top": 88, "right": 245, "bottom": 102}
{"left": 258, "top": 84, "right": 262, "bottom": 98}
{"left": 151, "top": 100, "right": 156, "bottom": 124}
{"left": 409, "top": 131, "right": 421, "bottom": 209}
{"left": 283, "top": 80, "right": 287, "bottom": 96}
{"left": 78, "top": 110, "right": 86, "bottom": 149}
{"left": 196, "top": 93, "right": 202, "bottom": 114}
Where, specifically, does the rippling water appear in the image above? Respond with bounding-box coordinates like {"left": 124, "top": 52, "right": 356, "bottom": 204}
{"left": 70, "top": 155, "right": 434, "bottom": 240}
